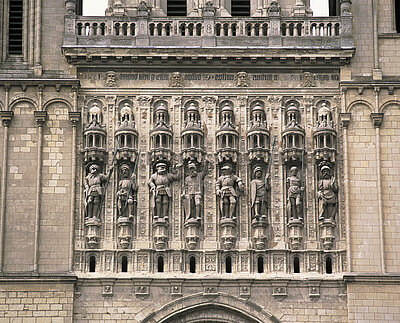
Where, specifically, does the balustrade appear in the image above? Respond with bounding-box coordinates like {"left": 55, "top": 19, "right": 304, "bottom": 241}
{"left": 69, "top": 16, "right": 348, "bottom": 49}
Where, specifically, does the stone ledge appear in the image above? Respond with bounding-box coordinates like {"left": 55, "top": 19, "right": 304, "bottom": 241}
{"left": 344, "top": 273, "right": 400, "bottom": 283}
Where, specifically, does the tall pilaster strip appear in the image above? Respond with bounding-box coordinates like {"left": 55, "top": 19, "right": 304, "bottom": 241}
{"left": 0, "top": 110, "right": 13, "bottom": 274}
{"left": 371, "top": 112, "right": 385, "bottom": 273}
{"left": 33, "top": 89, "right": 46, "bottom": 273}
{"left": 340, "top": 112, "right": 351, "bottom": 272}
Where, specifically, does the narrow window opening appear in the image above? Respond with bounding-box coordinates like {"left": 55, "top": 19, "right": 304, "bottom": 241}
{"left": 225, "top": 256, "right": 232, "bottom": 273}
{"left": 294, "top": 256, "right": 300, "bottom": 273}
{"left": 8, "top": 0, "right": 23, "bottom": 55}
{"left": 396, "top": 0, "right": 400, "bottom": 33}
{"left": 328, "top": 0, "right": 339, "bottom": 16}
{"left": 231, "top": 0, "right": 250, "bottom": 16}
{"left": 257, "top": 256, "right": 264, "bottom": 273}
{"left": 189, "top": 256, "right": 196, "bottom": 273}
{"left": 121, "top": 256, "right": 128, "bottom": 272}
{"left": 326, "top": 256, "right": 333, "bottom": 274}
{"left": 157, "top": 256, "right": 164, "bottom": 272}
{"left": 167, "top": 0, "right": 187, "bottom": 16}
{"left": 89, "top": 256, "right": 96, "bottom": 272}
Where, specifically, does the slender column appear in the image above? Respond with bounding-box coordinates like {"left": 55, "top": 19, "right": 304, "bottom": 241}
{"left": 69, "top": 103, "right": 80, "bottom": 272}
{"left": 29, "top": 0, "right": 34, "bottom": 65}
{"left": 372, "top": 0, "right": 379, "bottom": 70}
{"left": 32, "top": 86, "right": 46, "bottom": 274}
{"left": 34, "top": 0, "right": 42, "bottom": 73}
{"left": 23, "top": 0, "right": 28, "bottom": 62}
{"left": 371, "top": 111, "right": 385, "bottom": 273}
{"left": 0, "top": 109, "right": 13, "bottom": 274}
{"left": 340, "top": 112, "right": 351, "bottom": 272}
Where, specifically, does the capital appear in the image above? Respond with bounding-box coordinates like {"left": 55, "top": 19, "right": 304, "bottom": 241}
{"left": 339, "top": 113, "right": 351, "bottom": 128}
{"left": 0, "top": 111, "right": 14, "bottom": 127}
{"left": 69, "top": 111, "right": 81, "bottom": 126}
{"left": 34, "top": 111, "right": 47, "bottom": 126}
{"left": 370, "top": 113, "right": 384, "bottom": 128}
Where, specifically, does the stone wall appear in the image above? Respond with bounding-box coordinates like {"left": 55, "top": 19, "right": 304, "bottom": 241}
{"left": 0, "top": 280, "right": 75, "bottom": 323}
{"left": 4, "top": 102, "right": 38, "bottom": 272}
{"left": 73, "top": 279, "right": 347, "bottom": 323}
{"left": 347, "top": 278, "right": 400, "bottom": 323}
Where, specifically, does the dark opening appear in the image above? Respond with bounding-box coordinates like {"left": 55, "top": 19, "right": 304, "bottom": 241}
{"left": 8, "top": 0, "right": 23, "bottom": 55}
{"left": 167, "top": 0, "right": 187, "bottom": 16}
{"left": 76, "top": 0, "right": 83, "bottom": 15}
{"left": 189, "top": 256, "right": 196, "bottom": 273}
{"left": 231, "top": 0, "right": 250, "bottom": 16}
{"left": 329, "top": 0, "right": 339, "bottom": 16}
{"left": 294, "top": 256, "right": 300, "bottom": 273}
{"left": 89, "top": 256, "right": 96, "bottom": 272}
{"left": 326, "top": 256, "right": 333, "bottom": 274}
{"left": 225, "top": 256, "right": 232, "bottom": 273}
{"left": 257, "top": 256, "right": 264, "bottom": 273}
{"left": 396, "top": 0, "right": 400, "bottom": 33}
{"left": 121, "top": 256, "right": 128, "bottom": 272}
{"left": 157, "top": 256, "right": 164, "bottom": 272}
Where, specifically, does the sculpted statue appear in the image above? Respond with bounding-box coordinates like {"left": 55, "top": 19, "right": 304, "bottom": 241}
{"left": 148, "top": 162, "right": 181, "bottom": 220}
{"left": 181, "top": 160, "right": 211, "bottom": 222}
{"left": 216, "top": 164, "right": 244, "bottom": 219}
{"left": 117, "top": 164, "right": 137, "bottom": 218}
{"left": 250, "top": 166, "right": 270, "bottom": 220}
{"left": 317, "top": 166, "right": 338, "bottom": 221}
{"left": 84, "top": 164, "right": 111, "bottom": 219}
{"left": 286, "top": 166, "right": 304, "bottom": 220}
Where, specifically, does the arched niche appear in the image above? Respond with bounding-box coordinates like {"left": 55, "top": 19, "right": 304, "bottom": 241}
{"left": 142, "top": 293, "right": 280, "bottom": 323}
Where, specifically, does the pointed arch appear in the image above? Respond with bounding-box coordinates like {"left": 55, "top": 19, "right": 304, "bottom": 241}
{"left": 142, "top": 292, "right": 280, "bottom": 323}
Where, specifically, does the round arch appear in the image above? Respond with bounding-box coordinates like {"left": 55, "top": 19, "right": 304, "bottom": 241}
{"left": 142, "top": 293, "right": 280, "bottom": 323}
{"left": 43, "top": 98, "right": 73, "bottom": 111}
{"left": 380, "top": 100, "right": 400, "bottom": 113}
{"left": 9, "top": 97, "right": 37, "bottom": 110}
{"left": 346, "top": 99, "right": 373, "bottom": 113}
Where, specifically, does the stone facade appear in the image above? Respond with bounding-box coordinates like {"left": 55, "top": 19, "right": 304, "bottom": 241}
{"left": 0, "top": 0, "right": 399, "bottom": 322}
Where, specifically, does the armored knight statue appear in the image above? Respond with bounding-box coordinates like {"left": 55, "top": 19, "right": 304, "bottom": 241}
{"left": 84, "top": 164, "right": 111, "bottom": 219}
{"left": 181, "top": 160, "right": 211, "bottom": 222}
{"left": 250, "top": 166, "right": 270, "bottom": 220}
{"left": 317, "top": 165, "right": 338, "bottom": 221}
{"left": 286, "top": 166, "right": 304, "bottom": 221}
{"left": 216, "top": 164, "right": 244, "bottom": 219}
{"left": 117, "top": 164, "right": 137, "bottom": 218}
{"left": 148, "top": 162, "right": 181, "bottom": 220}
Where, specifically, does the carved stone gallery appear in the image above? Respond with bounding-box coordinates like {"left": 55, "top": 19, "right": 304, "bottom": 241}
{"left": 3, "top": 0, "right": 400, "bottom": 321}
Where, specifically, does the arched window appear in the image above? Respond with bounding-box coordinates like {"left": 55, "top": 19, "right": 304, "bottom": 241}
{"left": 8, "top": 0, "right": 23, "bottom": 55}
{"left": 395, "top": 0, "right": 400, "bottom": 33}
{"left": 167, "top": 0, "right": 187, "bottom": 16}
{"left": 89, "top": 256, "right": 96, "bottom": 272}
{"left": 158, "top": 256, "right": 164, "bottom": 273}
{"left": 257, "top": 256, "right": 264, "bottom": 273}
{"left": 231, "top": 0, "right": 250, "bottom": 16}
{"left": 121, "top": 256, "right": 128, "bottom": 272}
{"left": 225, "top": 256, "right": 232, "bottom": 273}
{"left": 189, "top": 256, "right": 196, "bottom": 273}
{"left": 293, "top": 256, "right": 300, "bottom": 273}
{"left": 326, "top": 256, "right": 333, "bottom": 274}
